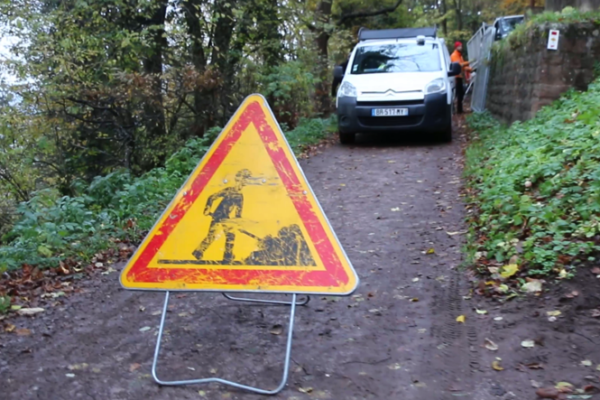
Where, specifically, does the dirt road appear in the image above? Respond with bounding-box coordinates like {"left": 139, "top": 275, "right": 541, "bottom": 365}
{"left": 5, "top": 121, "right": 594, "bottom": 400}
{"left": 0, "top": 126, "right": 473, "bottom": 399}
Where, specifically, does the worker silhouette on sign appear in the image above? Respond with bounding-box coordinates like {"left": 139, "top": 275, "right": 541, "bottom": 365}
{"left": 192, "top": 169, "right": 251, "bottom": 263}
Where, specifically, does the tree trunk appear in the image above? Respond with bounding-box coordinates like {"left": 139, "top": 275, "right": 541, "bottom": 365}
{"left": 313, "top": 0, "right": 333, "bottom": 116}
{"left": 441, "top": 0, "right": 448, "bottom": 36}
{"left": 183, "top": 0, "right": 208, "bottom": 137}
{"left": 455, "top": 0, "right": 463, "bottom": 32}
{"left": 140, "top": 0, "right": 168, "bottom": 171}
{"left": 210, "top": 0, "right": 236, "bottom": 125}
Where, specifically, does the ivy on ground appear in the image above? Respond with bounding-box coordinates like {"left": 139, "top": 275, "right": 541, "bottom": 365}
{"left": 464, "top": 78, "right": 600, "bottom": 284}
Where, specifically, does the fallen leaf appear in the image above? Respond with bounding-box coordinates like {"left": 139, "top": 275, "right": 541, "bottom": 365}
{"left": 10, "top": 305, "right": 22, "bottom": 311}
{"left": 100, "top": 267, "right": 116, "bottom": 275}
{"left": 476, "top": 309, "right": 488, "bottom": 315}
{"left": 446, "top": 230, "right": 467, "bottom": 236}
{"left": 558, "top": 269, "right": 568, "bottom": 279}
{"left": 565, "top": 290, "right": 579, "bottom": 298}
{"left": 488, "top": 267, "right": 499, "bottom": 274}
{"left": 492, "top": 360, "right": 504, "bottom": 371}
{"left": 536, "top": 387, "right": 561, "bottom": 399}
{"left": 298, "top": 387, "right": 313, "bottom": 393}
{"left": 521, "top": 339, "right": 535, "bottom": 348}
{"left": 270, "top": 325, "right": 283, "bottom": 335}
{"left": 130, "top": 363, "right": 141, "bottom": 372}
{"left": 547, "top": 310, "right": 561, "bottom": 317}
{"left": 426, "top": 248, "right": 435, "bottom": 254}
{"left": 484, "top": 338, "right": 498, "bottom": 351}
{"left": 525, "top": 362, "right": 544, "bottom": 369}
{"left": 581, "top": 360, "right": 593, "bottom": 367}
{"left": 555, "top": 382, "right": 574, "bottom": 393}
{"left": 409, "top": 298, "right": 419, "bottom": 302}
{"left": 4, "top": 323, "right": 15, "bottom": 333}
{"left": 456, "top": 315, "right": 465, "bottom": 323}
{"left": 178, "top": 312, "right": 189, "bottom": 317}
{"left": 584, "top": 385, "right": 599, "bottom": 393}
{"left": 16, "top": 328, "right": 31, "bottom": 336}
{"left": 522, "top": 279, "right": 542, "bottom": 293}
{"left": 17, "top": 307, "right": 44, "bottom": 316}
{"left": 139, "top": 326, "right": 151, "bottom": 332}
{"left": 68, "top": 363, "right": 88, "bottom": 371}
{"left": 198, "top": 390, "right": 206, "bottom": 397}
{"left": 499, "top": 264, "right": 519, "bottom": 279}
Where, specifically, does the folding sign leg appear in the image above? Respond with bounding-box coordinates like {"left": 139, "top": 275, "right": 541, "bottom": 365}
{"left": 222, "top": 292, "right": 310, "bottom": 306}
{"left": 152, "top": 291, "right": 297, "bottom": 395}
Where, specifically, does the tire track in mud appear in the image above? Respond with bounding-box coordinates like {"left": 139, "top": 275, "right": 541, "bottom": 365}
{"left": 430, "top": 270, "right": 470, "bottom": 398}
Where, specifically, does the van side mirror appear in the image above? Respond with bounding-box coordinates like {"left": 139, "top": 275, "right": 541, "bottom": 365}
{"left": 448, "top": 62, "right": 461, "bottom": 77}
{"left": 333, "top": 65, "right": 345, "bottom": 81}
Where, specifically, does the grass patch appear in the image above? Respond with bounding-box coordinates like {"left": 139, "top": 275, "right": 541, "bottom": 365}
{"left": 0, "top": 116, "right": 336, "bottom": 273}
{"left": 464, "top": 78, "right": 600, "bottom": 281}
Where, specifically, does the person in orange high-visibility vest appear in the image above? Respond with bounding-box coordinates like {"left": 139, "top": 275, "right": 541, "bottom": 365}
{"left": 450, "top": 41, "right": 472, "bottom": 114}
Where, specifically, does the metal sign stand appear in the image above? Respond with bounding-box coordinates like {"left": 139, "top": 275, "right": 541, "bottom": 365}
{"left": 151, "top": 291, "right": 309, "bottom": 395}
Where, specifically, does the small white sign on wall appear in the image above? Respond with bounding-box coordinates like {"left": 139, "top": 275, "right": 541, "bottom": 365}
{"left": 547, "top": 29, "right": 560, "bottom": 50}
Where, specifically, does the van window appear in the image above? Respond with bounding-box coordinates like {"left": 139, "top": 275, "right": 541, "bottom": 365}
{"left": 351, "top": 43, "right": 441, "bottom": 74}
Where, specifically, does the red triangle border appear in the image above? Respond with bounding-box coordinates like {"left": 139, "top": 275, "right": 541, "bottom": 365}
{"left": 125, "top": 100, "right": 351, "bottom": 290}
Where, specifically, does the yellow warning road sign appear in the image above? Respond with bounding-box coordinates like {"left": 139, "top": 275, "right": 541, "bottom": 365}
{"left": 120, "top": 94, "right": 358, "bottom": 295}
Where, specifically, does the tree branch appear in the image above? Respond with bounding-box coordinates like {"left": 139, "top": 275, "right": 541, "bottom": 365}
{"left": 338, "top": 0, "right": 404, "bottom": 25}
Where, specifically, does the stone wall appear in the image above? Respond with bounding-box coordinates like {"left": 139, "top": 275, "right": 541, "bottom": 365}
{"left": 486, "top": 22, "right": 600, "bottom": 124}
{"left": 546, "top": 0, "right": 600, "bottom": 11}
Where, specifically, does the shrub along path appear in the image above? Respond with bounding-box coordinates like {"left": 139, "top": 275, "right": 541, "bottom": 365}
{"left": 1, "top": 117, "right": 598, "bottom": 399}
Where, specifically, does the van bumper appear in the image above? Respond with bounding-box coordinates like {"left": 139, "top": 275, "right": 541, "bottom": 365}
{"left": 337, "top": 92, "right": 450, "bottom": 134}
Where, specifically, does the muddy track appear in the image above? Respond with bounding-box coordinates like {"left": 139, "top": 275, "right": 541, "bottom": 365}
{"left": 1, "top": 125, "right": 475, "bottom": 400}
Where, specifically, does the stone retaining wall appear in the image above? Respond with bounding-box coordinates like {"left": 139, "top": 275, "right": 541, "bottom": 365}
{"left": 486, "top": 22, "right": 600, "bottom": 124}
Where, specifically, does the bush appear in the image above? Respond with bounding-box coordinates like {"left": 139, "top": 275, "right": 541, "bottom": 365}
{"left": 0, "top": 118, "right": 335, "bottom": 273}
{"left": 464, "top": 79, "right": 600, "bottom": 279}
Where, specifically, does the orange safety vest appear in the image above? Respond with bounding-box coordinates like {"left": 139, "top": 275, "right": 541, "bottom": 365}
{"left": 450, "top": 50, "right": 472, "bottom": 81}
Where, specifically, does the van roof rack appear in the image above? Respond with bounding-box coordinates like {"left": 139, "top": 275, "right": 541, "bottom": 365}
{"left": 358, "top": 27, "right": 437, "bottom": 41}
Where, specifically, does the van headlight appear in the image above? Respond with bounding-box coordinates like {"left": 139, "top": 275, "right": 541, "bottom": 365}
{"left": 425, "top": 78, "right": 446, "bottom": 94}
{"left": 338, "top": 81, "right": 357, "bottom": 98}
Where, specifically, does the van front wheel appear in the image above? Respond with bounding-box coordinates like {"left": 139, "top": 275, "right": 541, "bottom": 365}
{"left": 339, "top": 132, "right": 356, "bottom": 145}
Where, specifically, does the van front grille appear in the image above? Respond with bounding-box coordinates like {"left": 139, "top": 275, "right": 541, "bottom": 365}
{"left": 357, "top": 100, "right": 424, "bottom": 107}
{"left": 358, "top": 116, "right": 423, "bottom": 127}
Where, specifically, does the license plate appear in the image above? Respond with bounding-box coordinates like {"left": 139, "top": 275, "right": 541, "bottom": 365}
{"left": 371, "top": 108, "right": 409, "bottom": 117}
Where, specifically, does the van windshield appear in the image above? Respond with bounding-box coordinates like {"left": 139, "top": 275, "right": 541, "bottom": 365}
{"left": 499, "top": 17, "right": 523, "bottom": 34}
{"left": 351, "top": 43, "right": 441, "bottom": 74}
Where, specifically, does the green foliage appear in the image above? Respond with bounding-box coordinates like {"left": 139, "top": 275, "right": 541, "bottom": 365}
{"left": 285, "top": 115, "right": 338, "bottom": 154}
{"left": 0, "top": 295, "right": 10, "bottom": 314}
{"left": 0, "top": 118, "right": 335, "bottom": 273}
{"left": 527, "top": 9, "right": 600, "bottom": 24}
{"left": 257, "top": 61, "right": 317, "bottom": 126}
{"left": 464, "top": 79, "right": 600, "bottom": 278}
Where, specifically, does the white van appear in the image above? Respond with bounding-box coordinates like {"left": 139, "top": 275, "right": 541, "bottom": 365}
{"left": 333, "top": 27, "right": 461, "bottom": 144}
